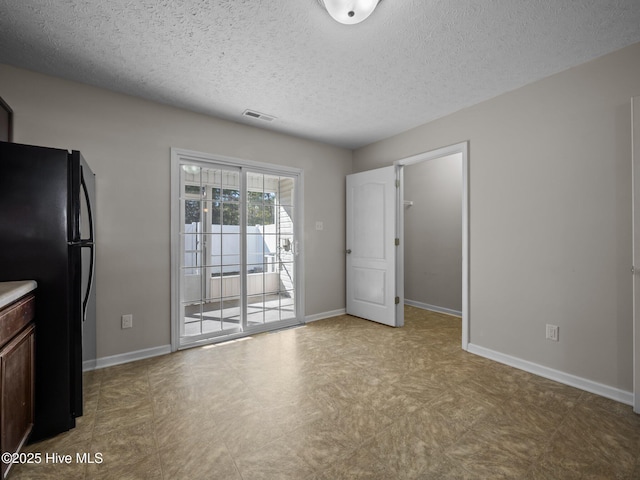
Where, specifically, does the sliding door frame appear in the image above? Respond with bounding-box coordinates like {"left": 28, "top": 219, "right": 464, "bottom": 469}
{"left": 170, "top": 148, "right": 305, "bottom": 352}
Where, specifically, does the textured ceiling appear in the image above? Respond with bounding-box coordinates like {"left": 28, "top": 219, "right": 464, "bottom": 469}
{"left": 1, "top": 0, "right": 640, "bottom": 149}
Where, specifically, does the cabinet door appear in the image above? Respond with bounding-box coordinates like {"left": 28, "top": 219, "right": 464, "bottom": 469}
{"left": 0, "top": 324, "right": 35, "bottom": 478}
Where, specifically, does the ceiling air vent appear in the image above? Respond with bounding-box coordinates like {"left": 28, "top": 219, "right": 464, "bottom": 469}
{"left": 242, "top": 109, "right": 276, "bottom": 122}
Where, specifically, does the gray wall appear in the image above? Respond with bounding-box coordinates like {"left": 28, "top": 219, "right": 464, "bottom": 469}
{"left": 404, "top": 153, "right": 462, "bottom": 312}
{"left": 354, "top": 42, "right": 640, "bottom": 392}
{"left": 0, "top": 64, "right": 352, "bottom": 359}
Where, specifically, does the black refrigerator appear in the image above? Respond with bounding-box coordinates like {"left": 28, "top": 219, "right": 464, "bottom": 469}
{"left": 0, "top": 141, "right": 96, "bottom": 441}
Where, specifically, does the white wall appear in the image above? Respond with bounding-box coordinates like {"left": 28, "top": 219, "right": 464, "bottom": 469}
{"left": 354, "top": 42, "right": 640, "bottom": 393}
{"left": 0, "top": 64, "right": 352, "bottom": 359}
{"left": 404, "top": 153, "right": 462, "bottom": 312}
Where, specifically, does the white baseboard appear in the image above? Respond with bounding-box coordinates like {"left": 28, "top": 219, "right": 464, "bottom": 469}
{"left": 405, "top": 299, "right": 462, "bottom": 317}
{"left": 82, "top": 359, "right": 97, "bottom": 372}
{"left": 305, "top": 308, "right": 346, "bottom": 323}
{"left": 83, "top": 344, "right": 172, "bottom": 371}
{"left": 467, "top": 343, "right": 633, "bottom": 406}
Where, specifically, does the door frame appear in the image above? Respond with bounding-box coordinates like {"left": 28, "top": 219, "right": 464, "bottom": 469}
{"left": 170, "top": 148, "right": 305, "bottom": 352}
{"left": 394, "top": 141, "right": 470, "bottom": 350}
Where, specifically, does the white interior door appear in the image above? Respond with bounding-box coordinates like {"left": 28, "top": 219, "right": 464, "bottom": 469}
{"left": 346, "top": 166, "right": 401, "bottom": 327}
{"left": 633, "top": 95, "right": 640, "bottom": 413}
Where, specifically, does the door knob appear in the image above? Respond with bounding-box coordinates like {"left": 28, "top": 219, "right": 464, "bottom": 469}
{"left": 346, "top": 249, "right": 352, "bottom": 254}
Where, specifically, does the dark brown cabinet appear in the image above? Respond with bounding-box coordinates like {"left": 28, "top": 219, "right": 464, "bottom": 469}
{"left": 0, "top": 294, "right": 35, "bottom": 478}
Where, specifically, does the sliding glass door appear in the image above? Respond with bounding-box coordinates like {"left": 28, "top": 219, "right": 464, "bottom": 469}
{"left": 172, "top": 150, "right": 303, "bottom": 349}
{"left": 245, "top": 172, "right": 297, "bottom": 326}
{"left": 181, "top": 165, "right": 242, "bottom": 339}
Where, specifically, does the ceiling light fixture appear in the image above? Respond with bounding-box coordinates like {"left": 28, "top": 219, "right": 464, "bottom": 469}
{"left": 319, "top": 0, "right": 381, "bottom": 25}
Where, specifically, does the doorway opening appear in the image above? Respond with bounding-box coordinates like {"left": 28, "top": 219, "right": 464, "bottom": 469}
{"left": 171, "top": 149, "right": 304, "bottom": 350}
{"left": 403, "top": 153, "right": 463, "bottom": 316}
{"left": 395, "top": 142, "right": 469, "bottom": 349}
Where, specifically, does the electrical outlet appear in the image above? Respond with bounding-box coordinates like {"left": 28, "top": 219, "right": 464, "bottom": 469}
{"left": 122, "top": 314, "right": 133, "bottom": 329}
{"left": 315, "top": 221, "right": 324, "bottom": 231}
{"left": 546, "top": 324, "right": 559, "bottom": 342}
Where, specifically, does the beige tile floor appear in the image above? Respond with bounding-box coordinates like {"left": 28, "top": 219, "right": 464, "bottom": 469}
{"left": 10, "top": 306, "right": 640, "bottom": 479}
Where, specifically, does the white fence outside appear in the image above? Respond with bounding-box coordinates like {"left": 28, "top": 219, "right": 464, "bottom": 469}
{"left": 183, "top": 223, "right": 291, "bottom": 302}
{"left": 184, "top": 224, "right": 279, "bottom": 274}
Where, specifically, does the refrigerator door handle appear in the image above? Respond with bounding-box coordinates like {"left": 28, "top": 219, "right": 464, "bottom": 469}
{"left": 80, "top": 167, "right": 95, "bottom": 243}
{"left": 78, "top": 163, "right": 96, "bottom": 322}
{"left": 81, "top": 243, "right": 95, "bottom": 323}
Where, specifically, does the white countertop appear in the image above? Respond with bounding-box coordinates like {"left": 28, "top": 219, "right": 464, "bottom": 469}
{"left": 0, "top": 281, "right": 37, "bottom": 309}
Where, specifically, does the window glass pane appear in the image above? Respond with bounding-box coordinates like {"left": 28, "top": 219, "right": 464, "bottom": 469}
{"left": 207, "top": 202, "right": 220, "bottom": 226}
{"left": 208, "top": 272, "right": 223, "bottom": 301}
{"left": 183, "top": 303, "right": 203, "bottom": 336}
{"left": 262, "top": 174, "right": 280, "bottom": 198}
{"left": 247, "top": 190, "right": 268, "bottom": 205}
{"left": 221, "top": 271, "right": 241, "bottom": 298}
{"left": 262, "top": 252, "right": 277, "bottom": 273}
{"left": 261, "top": 233, "right": 277, "bottom": 260}
{"left": 183, "top": 200, "right": 201, "bottom": 232}
{"left": 278, "top": 177, "right": 295, "bottom": 207}
{"left": 263, "top": 271, "right": 280, "bottom": 295}
{"left": 200, "top": 167, "right": 220, "bottom": 189}
{"left": 247, "top": 262, "right": 264, "bottom": 274}
{"left": 181, "top": 165, "right": 201, "bottom": 187}
{"left": 247, "top": 231, "right": 264, "bottom": 266}
{"left": 199, "top": 235, "right": 219, "bottom": 270}
{"left": 221, "top": 256, "right": 241, "bottom": 275}
{"left": 182, "top": 233, "right": 201, "bottom": 269}
{"left": 222, "top": 267, "right": 241, "bottom": 277}
{"left": 184, "top": 184, "right": 201, "bottom": 196}
{"left": 207, "top": 262, "right": 222, "bottom": 277}
{"left": 221, "top": 298, "right": 241, "bottom": 327}
{"left": 246, "top": 204, "right": 260, "bottom": 226}
{"left": 209, "top": 169, "right": 239, "bottom": 200}
{"left": 182, "top": 270, "right": 202, "bottom": 303}
{"left": 278, "top": 206, "right": 294, "bottom": 228}
{"left": 209, "top": 203, "right": 241, "bottom": 227}
{"left": 247, "top": 204, "right": 275, "bottom": 227}
{"left": 206, "top": 233, "right": 222, "bottom": 266}
{"left": 280, "top": 294, "right": 295, "bottom": 320}
{"left": 279, "top": 262, "right": 295, "bottom": 286}
{"left": 200, "top": 301, "right": 222, "bottom": 334}
{"left": 222, "top": 204, "right": 240, "bottom": 226}
{"left": 222, "top": 188, "right": 239, "bottom": 203}
{"left": 247, "top": 295, "right": 264, "bottom": 325}
{"left": 247, "top": 172, "right": 264, "bottom": 199}
{"left": 223, "top": 170, "right": 240, "bottom": 194}
{"left": 219, "top": 233, "right": 240, "bottom": 261}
